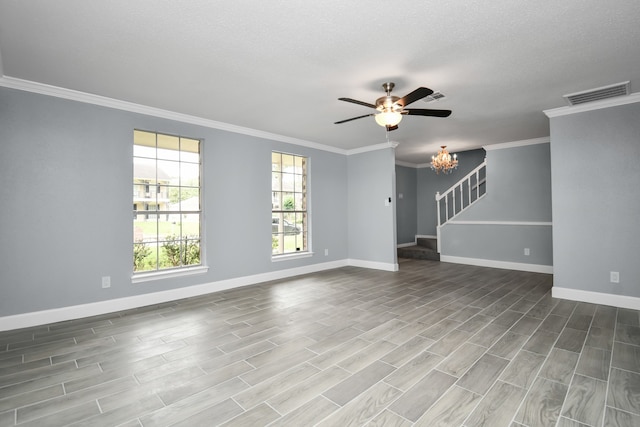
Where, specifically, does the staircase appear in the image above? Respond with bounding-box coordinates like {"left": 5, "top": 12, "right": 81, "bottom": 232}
{"left": 397, "top": 237, "right": 440, "bottom": 261}
{"left": 398, "top": 159, "right": 487, "bottom": 262}
{"left": 435, "top": 159, "right": 487, "bottom": 252}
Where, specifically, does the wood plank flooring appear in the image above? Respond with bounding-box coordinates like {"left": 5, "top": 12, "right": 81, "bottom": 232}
{"left": 1, "top": 259, "right": 639, "bottom": 426}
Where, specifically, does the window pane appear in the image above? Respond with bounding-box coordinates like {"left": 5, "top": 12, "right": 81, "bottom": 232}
{"left": 282, "top": 193, "right": 295, "bottom": 210}
{"left": 133, "top": 144, "right": 156, "bottom": 158}
{"left": 134, "top": 158, "right": 156, "bottom": 181}
{"left": 272, "top": 233, "right": 282, "bottom": 254}
{"left": 158, "top": 215, "right": 180, "bottom": 239}
{"left": 182, "top": 239, "right": 200, "bottom": 266}
{"left": 282, "top": 173, "right": 294, "bottom": 192}
{"left": 134, "top": 241, "right": 158, "bottom": 272}
{"left": 160, "top": 235, "right": 182, "bottom": 268}
{"left": 272, "top": 191, "right": 282, "bottom": 210}
{"left": 181, "top": 138, "right": 200, "bottom": 155}
{"left": 179, "top": 190, "right": 200, "bottom": 211}
{"left": 157, "top": 134, "right": 180, "bottom": 159}
{"left": 272, "top": 152, "right": 281, "bottom": 171}
{"left": 180, "top": 162, "right": 200, "bottom": 185}
{"left": 294, "top": 193, "right": 304, "bottom": 211}
{"left": 283, "top": 211, "right": 296, "bottom": 227}
{"left": 294, "top": 156, "right": 303, "bottom": 174}
{"left": 283, "top": 234, "right": 300, "bottom": 252}
{"left": 296, "top": 212, "right": 307, "bottom": 231}
{"left": 282, "top": 154, "right": 294, "bottom": 172}
{"left": 157, "top": 159, "right": 179, "bottom": 181}
{"left": 181, "top": 213, "right": 200, "bottom": 238}
{"left": 134, "top": 130, "right": 156, "bottom": 149}
{"left": 272, "top": 172, "right": 281, "bottom": 191}
{"left": 294, "top": 174, "right": 302, "bottom": 192}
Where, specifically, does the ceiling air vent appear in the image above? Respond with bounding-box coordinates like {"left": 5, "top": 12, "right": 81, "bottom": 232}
{"left": 563, "top": 81, "right": 630, "bottom": 106}
{"left": 423, "top": 91, "right": 446, "bottom": 103}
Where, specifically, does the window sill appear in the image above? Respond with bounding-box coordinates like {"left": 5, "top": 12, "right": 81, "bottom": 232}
{"left": 271, "top": 252, "right": 313, "bottom": 262}
{"left": 132, "top": 265, "right": 209, "bottom": 284}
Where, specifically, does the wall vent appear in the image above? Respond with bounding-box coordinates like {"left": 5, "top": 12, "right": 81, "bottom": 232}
{"left": 423, "top": 91, "right": 446, "bottom": 103}
{"left": 563, "top": 81, "right": 630, "bottom": 106}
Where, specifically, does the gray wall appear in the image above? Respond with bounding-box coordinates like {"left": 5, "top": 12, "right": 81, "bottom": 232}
{"left": 395, "top": 165, "right": 417, "bottom": 244}
{"left": 456, "top": 143, "right": 552, "bottom": 221}
{"left": 441, "top": 224, "right": 553, "bottom": 266}
{"left": 347, "top": 148, "right": 397, "bottom": 266}
{"left": 0, "top": 87, "right": 353, "bottom": 317}
{"left": 417, "top": 149, "right": 486, "bottom": 236}
{"left": 550, "top": 102, "right": 640, "bottom": 297}
{"left": 441, "top": 142, "right": 553, "bottom": 266}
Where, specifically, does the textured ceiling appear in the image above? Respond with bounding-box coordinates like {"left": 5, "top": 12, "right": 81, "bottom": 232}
{"left": 1, "top": 0, "right": 639, "bottom": 163}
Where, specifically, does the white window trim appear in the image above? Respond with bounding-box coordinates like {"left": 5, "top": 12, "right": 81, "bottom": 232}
{"left": 132, "top": 265, "right": 209, "bottom": 283}
{"left": 271, "top": 252, "right": 314, "bottom": 262}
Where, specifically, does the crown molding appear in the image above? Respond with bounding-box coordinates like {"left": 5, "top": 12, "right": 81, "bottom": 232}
{"left": 0, "top": 76, "right": 347, "bottom": 155}
{"left": 346, "top": 141, "right": 398, "bottom": 156}
{"left": 395, "top": 160, "right": 418, "bottom": 168}
{"left": 544, "top": 92, "right": 640, "bottom": 118}
{"left": 483, "top": 137, "right": 550, "bottom": 151}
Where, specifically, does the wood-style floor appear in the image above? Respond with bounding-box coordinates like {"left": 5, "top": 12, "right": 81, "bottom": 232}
{"left": 1, "top": 259, "right": 639, "bottom": 427}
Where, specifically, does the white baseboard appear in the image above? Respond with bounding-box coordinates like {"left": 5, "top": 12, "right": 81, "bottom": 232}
{"left": 552, "top": 287, "right": 640, "bottom": 310}
{"left": 0, "top": 259, "right": 349, "bottom": 332}
{"left": 348, "top": 259, "right": 399, "bottom": 272}
{"left": 397, "top": 242, "right": 415, "bottom": 248}
{"left": 440, "top": 255, "right": 553, "bottom": 274}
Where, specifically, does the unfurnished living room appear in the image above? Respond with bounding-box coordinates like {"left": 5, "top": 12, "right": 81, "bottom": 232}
{"left": 1, "top": 2, "right": 639, "bottom": 426}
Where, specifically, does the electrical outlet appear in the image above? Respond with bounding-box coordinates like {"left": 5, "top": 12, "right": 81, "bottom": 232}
{"left": 524, "top": 248, "right": 530, "bottom": 256}
{"left": 610, "top": 271, "right": 620, "bottom": 283}
{"left": 101, "top": 276, "right": 111, "bottom": 288}
{"left": 324, "top": 249, "right": 329, "bottom": 256}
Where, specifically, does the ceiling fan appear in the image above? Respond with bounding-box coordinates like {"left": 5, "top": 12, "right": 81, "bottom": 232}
{"left": 334, "top": 82, "right": 451, "bottom": 131}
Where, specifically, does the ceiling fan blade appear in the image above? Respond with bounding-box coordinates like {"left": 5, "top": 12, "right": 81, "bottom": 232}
{"left": 403, "top": 108, "right": 452, "bottom": 117}
{"left": 338, "top": 97, "right": 377, "bottom": 109}
{"left": 386, "top": 125, "right": 399, "bottom": 132}
{"left": 396, "top": 87, "right": 434, "bottom": 107}
{"left": 334, "top": 113, "right": 375, "bottom": 124}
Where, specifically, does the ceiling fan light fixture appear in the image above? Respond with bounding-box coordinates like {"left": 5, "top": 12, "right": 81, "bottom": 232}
{"left": 335, "top": 82, "right": 451, "bottom": 129}
{"left": 374, "top": 110, "right": 403, "bottom": 127}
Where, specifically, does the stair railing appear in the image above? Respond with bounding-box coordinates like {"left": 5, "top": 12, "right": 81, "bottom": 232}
{"left": 435, "top": 160, "right": 487, "bottom": 251}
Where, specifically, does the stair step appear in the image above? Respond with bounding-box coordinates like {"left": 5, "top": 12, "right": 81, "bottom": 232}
{"left": 416, "top": 237, "right": 437, "bottom": 251}
{"left": 397, "top": 245, "right": 440, "bottom": 261}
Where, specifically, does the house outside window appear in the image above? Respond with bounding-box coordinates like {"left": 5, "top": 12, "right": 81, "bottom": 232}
{"left": 133, "top": 130, "right": 202, "bottom": 272}
{"left": 272, "top": 152, "right": 308, "bottom": 256}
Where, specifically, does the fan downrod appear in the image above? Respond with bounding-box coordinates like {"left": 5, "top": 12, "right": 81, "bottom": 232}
{"left": 377, "top": 82, "right": 400, "bottom": 110}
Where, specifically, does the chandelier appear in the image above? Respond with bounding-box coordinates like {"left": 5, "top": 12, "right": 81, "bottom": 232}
{"left": 430, "top": 146, "right": 458, "bottom": 174}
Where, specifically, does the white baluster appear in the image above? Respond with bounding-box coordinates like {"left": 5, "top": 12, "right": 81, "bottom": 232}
{"left": 435, "top": 192, "right": 441, "bottom": 226}
{"left": 453, "top": 189, "right": 457, "bottom": 217}
{"left": 445, "top": 195, "right": 449, "bottom": 222}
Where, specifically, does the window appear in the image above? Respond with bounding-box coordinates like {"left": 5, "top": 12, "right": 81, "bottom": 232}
{"left": 133, "top": 130, "right": 202, "bottom": 273}
{"left": 272, "top": 152, "right": 308, "bottom": 256}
